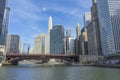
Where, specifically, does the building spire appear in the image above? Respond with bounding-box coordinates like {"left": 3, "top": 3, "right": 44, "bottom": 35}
{"left": 93, "top": 0, "right": 97, "bottom": 4}
{"left": 48, "top": 16, "right": 52, "bottom": 33}
{"left": 76, "top": 23, "right": 81, "bottom": 39}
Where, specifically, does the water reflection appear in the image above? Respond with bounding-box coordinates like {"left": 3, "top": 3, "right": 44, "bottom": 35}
{"left": 0, "top": 66, "right": 120, "bottom": 80}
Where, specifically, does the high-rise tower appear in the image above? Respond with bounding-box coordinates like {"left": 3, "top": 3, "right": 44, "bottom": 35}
{"left": 6, "top": 35, "right": 20, "bottom": 53}
{"left": 75, "top": 23, "right": 81, "bottom": 54}
{"left": 84, "top": 12, "right": 91, "bottom": 27}
{"left": 34, "top": 34, "right": 49, "bottom": 54}
{"left": 66, "top": 29, "right": 71, "bottom": 37}
{"left": 48, "top": 16, "right": 52, "bottom": 33}
{"left": 0, "top": 0, "right": 10, "bottom": 45}
{"left": 47, "top": 16, "right": 53, "bottom": 54}
{"left": 96, "top": 0, "right": 119, "bottom": 55}
{"left": 107, "top": 0, "right": 120, "bottom": 54}
{"left": 50, "top": 25, "right": 64, "bottom": 54}
{"left": 0, "top": 0, "right": 6, "bottom": 26}
{"left": 76, "top": 23, "right": 81, "bottom": 39}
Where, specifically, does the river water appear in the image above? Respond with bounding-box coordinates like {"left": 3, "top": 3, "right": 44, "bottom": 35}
{"left": 0, "top": 65, "right": 120, "bottom": 80}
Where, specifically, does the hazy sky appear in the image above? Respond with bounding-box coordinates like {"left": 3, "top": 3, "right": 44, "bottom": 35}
{"left": 8, "top": 0, "right": 92, "bottom": 48}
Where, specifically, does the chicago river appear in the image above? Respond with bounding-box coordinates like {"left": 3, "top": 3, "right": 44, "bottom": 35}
{"left": 0, "top": 65, "right": 120, "bottom": 80}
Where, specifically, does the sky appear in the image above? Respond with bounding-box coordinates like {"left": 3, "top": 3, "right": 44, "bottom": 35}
{"left": 8, "top": 0, "right": 92, "bottom": 48}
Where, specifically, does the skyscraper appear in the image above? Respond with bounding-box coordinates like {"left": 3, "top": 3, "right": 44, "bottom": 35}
{"left": 0, "top": 0, "right": 6, "bottom": 28}
{"left": 107, "top": 0, "right": 120, "bottom": 54}
{"left": 80, "top": 27, "right": 88, "bottom": 55}
{"left": 22, "top": 43, "right": 30, "bottom": 54}
{"left": 34, "top": 34, "right": 49, "bottom": 54}
{"left": 66, "top": 29, "right": 71, "bottom": 37}
{"left": 0, "top": 0, "right": 10, "bottom": 45}
{"left": 97, "top": 0, "right": 116, "bottom": 55}
{"left": 84, "top": 12, "right": 91, "bottom": 27}
{"left": 48, "top": 16, "right": 52, "bottom": 33}
{"left": 86, "top": 0, "right": 102, "bottom": 55}
{"left": 6, "top": 35, "right": 20, "bottom": 53}
{"left": 1, "top": 7, "right": 10, "bottom": 45}
{"left": 50, "top": 25, "right": 64, "bottom": 54}
{"left": 92, "top": 0, "right": 102, "bottom": 55}
{"left": 64, "top": 30, "right": 75, "bottom": 54}
{"left": 76, "top": 23, "right": 81, "bottom": 39}
{"left": 67, "top": 37, "right": 75, "bottom": 54}
{"left": 86, "top": 22, "right": 95, "bottom": 55}
{"left": 47, "top": 16, "right": 53, "bottom": 54}
{"left": 75, "top": 23, "right": 81, "bottom": 54}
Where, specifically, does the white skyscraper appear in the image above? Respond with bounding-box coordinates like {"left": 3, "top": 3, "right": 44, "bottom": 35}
{"left": 47, "top": 16, "right": 53, "bottom": 54}
{"left": 48, "top": 16, "right": 53, "bottom": 33}
{"left": 34, "top": 34, "right": 49, "bottom": 54}
{"left": 76, "top": 23, "right": 81, "bottom": 39}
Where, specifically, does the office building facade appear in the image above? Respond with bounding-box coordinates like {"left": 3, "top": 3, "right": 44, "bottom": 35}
{"left": 75, "top": 24, "right": 81, "bottom": 54}
{"left": 87, "top": 0, "right": 102, "bottom": 55}
{"left": 87, "top": 22, "right": 96, "bottom": 55}
{"left": 50, "top": 25, "right": 64, "bottom": 54}
{"left": 22, "top": 43, "right": 30, "bottom": 54}
{"left": 80, "top": 28, "right": 88, "bottom": 55}
{"left": 0, "top": 0, "right": 10, "bottom": 45}
{"left": 107, "top": 0, "right": 120, "bottom": 54}
{"left": 6, "top": 35, "right": 20, "bottom": 53}
{"left": 84, "top": 12, "right": 91, "bottom": 27}
{"left": 97, "top": 0, "right": 117, "bottom": 55}
{"left": 67, "top": 37, "right": 75, "bottom": 54}
{"left": 34, "top": 34, "right": 49, "bottom": 54}
{"left": 64, "top": 30, "right": 75, "bottom": 54}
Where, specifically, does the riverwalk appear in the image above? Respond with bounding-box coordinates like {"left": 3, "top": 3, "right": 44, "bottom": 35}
{"left": 93, "top": 64, "right": 120, "bottom": 68}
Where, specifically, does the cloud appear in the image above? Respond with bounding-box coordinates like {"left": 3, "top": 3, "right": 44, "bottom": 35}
{"left": 31, "top": 25, "right": 41, "bottom": 34}
{"left": 9, "top": 0, "right": 46, "bottom": 39}
{"left": 38, "top": 0, "right": 91, "bottom": 18}
{"left": 9, "top": 0, "right": 47, "bottom": 23}
{"left": 8, "top": 0, "right": 92, "bottom": 48}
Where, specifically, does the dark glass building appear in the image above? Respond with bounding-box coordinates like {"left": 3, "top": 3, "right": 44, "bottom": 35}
{"left": 50, "top": 25, "right": 64, "bottom": 54}
{"left": 0, "top": 0, "right": 10, "bottom": 45}
{"left": 97, "top": 0, "right": 116, "bottom": 55}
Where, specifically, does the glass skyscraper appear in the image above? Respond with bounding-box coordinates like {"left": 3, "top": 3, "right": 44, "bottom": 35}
{"left": 97, "top": 0, "right": 115, "bottom": 55}
{"left": 108, "top": 0, "right": 120, "bottom": 54}
{"left": 41, "top": 37, "right": 45, "bottom": 53}
{"left": 97, "top": 0, "right": 120, "bottom": 55}
{"left": 0, "top": 0, "right": 6, "bottom": 45}
{"left": 0, "top": 0, "right": 6, "bottom": 26}
{"left": 50, "top": 25, "right": 64, "bottom": 54}
{"left": 0, "top": 0, "right": 10, "bottom": 45}
{"left": 22, "top": 43, "right": 30, "bottom": 54}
